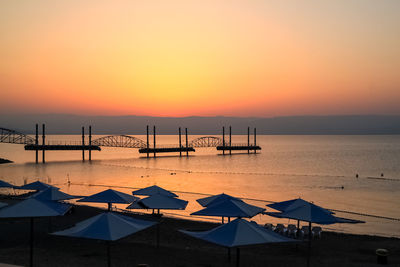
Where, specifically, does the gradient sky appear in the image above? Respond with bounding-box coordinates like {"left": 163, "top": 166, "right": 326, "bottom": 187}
{"left": 1, "top": 0, "right": 399, "bottom": 117}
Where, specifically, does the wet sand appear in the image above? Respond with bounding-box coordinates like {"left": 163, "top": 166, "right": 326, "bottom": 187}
{"left": 0, "top": 197, "right": 399, "bottom": 267}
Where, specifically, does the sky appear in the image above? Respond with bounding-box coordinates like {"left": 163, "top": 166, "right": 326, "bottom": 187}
{"left": 1, "top": 0, "right": 399, "bottom": 117}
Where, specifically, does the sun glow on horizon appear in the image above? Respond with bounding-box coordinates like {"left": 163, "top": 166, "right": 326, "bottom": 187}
{"left": 1, "top": 0, "right": 400, "bottom": 117}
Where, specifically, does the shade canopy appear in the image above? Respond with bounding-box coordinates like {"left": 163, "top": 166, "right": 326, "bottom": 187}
{"left": 32, "top": 187, "right": 80, "bottom": 201}
{"left": 132, "top": 185, "right": 178, "bottom": 198}
{"left": 0, "top": 180, "right": 14, "bottom": 188}
{"left": 267, "top": 198, "right": 334, "bottom": 214}
{"left": 52, "top": 212, "right": 157, "bottom": 241}
{"left": 17, "top": 181, "right": 58, "bottom": 191}
{"left": 180, "top": 218, "right": 297, "bottom": 248}
{"left": 77, "top": 189, "right": 138, "bottom": 204}
{"left": 0, "top": 198, "right": 70, "bottom": 218}
{"left": 266, "top": 198, "right": 364, "bottom": 224}
{"left": 0, "top": 202, "right": 8, "bottom": 209}
{"left": 191, "top": 199, "right": 265, "bottom": 218}
{"left": 196, "top": 193, "right": 242, "bottom": 207}
{"left": 127, "top": 194, "right": 188, "bottom": 210}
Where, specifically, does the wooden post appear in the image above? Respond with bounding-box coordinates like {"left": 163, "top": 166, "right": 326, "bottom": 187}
{"left": 81, "top": 126, "right": 85, "bottom": 160}
{"left": 307, "top": 221, "right": 312, "bottom": 267}
{"left": 236, "top": 248, "right": 240, "bottom": 267}
{"left": 185, "top": 128, "right": 189, "bottom": 157}
{"left": 153, "top": 126, "right": 156, "bottom": 158}
{"left": 254, "top": 128, "right": 257, "bottom": 154}
{"left": 146, "top": 125, "right": 149, "bottom": 158}
{"left": 247, "top": 127, "right": 250, "bottom": 154}
{"left": 30, "top": 218, "right": 34, "bottom": 267}
{"left": 89, "top": 126, "right": 92, "bottom": 161}
{"left": 35, "top": 124, "right": 38, "bottom": 164}
{"left": 222, "top": 127, "right": 225, "bottom": 155}
{"left": 229, "top": 126, "right": 232, "bottom": 155}
{"left": 179, "top": 127, "right": 182, "bottom": 157}
{"left": 42, "top": 124, "right": 45, "bottom": 163}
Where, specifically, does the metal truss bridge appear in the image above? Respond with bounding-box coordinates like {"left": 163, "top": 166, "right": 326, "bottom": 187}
{"left": 0, "top": 128, "right": 224, "bottom": 148}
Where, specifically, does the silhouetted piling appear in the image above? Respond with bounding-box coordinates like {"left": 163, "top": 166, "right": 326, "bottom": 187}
{"left": 153, "top": 126, "right": 156, "bottom": 158}
{"left": 247, "top": 126, "right": 250, "bottom": 154}
{"left": 179, "top": 127, "right": 182, "bottom": 157}
{"left": 146, "top": 125, "right": 149, "bottom": 158}
{"left": 35, "top": 124, "right": 38, "bottom": 164}
{"left": 185, "top": 128, "right": 189, "bottom": 157}
{"left": 89, "top": 126, "right": 92, "bottom": 161}
{"left": 82, "top": 127, "right": 85, "bottom": 161}
{"left": 254, "top": 128, "right": 257, "bottom": 154}
{"left": 222, "top": 127, "right": 225, "bottom": 155}
{"left": 229, "top": 126, "right": 232, "bottom": 155}
{"left": 42, "top": 124, "right": 45, "bottom": 163}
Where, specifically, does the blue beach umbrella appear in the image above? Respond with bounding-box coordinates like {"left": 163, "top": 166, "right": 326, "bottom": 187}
{"left": 132, "top": 185, "right": 178, "bottom": 198}
{"left": 196, "top": 193, "right": 242, "bottom": 207}
{"left": 53, "top": 212, "right": 157, "bottom": 267}
{"left": 180, "top": 218, "right": 297, "bottom": 267}
{"left": 17, "top": 181, "right": 58, "bottom": 191}
{"left": 266, "top": 198, "right": 365, "bottom": 267}
{"left": 0, "top": 180, "right": 14, "bottom": 188}
{"left": 32, "top": 187, "right": 80, "bottom": 201}
{"left": 192, "top": 198, "right": 265, "bottom": 223}
{"left": 78, "top": 189, "right": 139, "bottom": 211}
{"left": 0, "top": 198, "right": 70, "bottom": 267}
{"left": 0, "top": 202, "right": 8, "bottom": 209}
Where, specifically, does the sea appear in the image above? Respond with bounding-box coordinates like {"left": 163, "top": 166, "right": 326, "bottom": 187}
{"left": 0, "top": 135, "right": 399, "bottom": 238}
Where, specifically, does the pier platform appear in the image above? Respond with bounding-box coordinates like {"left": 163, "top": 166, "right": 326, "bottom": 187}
{"left": 24, "top": 145, "right": 101, "bottom": 151}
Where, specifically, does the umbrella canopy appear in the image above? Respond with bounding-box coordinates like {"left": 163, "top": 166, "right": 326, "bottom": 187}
{"left": 32, "top": 187, "right": 80, "bottom": 201}
{"left": 0, "top": 202, "right": 8, "bottom": 209}
{"left": 191, "top": 199, "right": 265, "bottom": 218}
{"left": 197, "top": 193, "right": 242, "bottom": 207}
{"left": 180, "top": 218, "right": 296, "bottom": 247}
{"left": 132, "top": 185, "right": 178, "bottom": 198}
{"left": 53, "top": 212, "right": 157, "bottom": 241}
{"left": 127, "top": 194, "right": 188, "bottom": 210}
{"left": 17, "top": 181, "right": 58, "bottom": 191}
{"left": 0, "top": 180, "right": 14, "bottom": 188}
{"left": 0, "top": 198, "right": 70, "bottom": 218}
{"left": 77, "top": 189, "right": 139, "bottom": 204}
{"left": 267, "top": 198, "right": 334, "bottom": 214}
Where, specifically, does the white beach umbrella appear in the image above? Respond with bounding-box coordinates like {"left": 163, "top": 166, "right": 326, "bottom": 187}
{"left": 0, "top": 180, "right": 14, "bottom": 188}
{"left": 17, "top": 181, "right": 58, "bottom": 191}
{"left": 32, "top": 187, "right": 80, "bottom": 201}
{"left": 53, "top": 212, "right": 157, "bottom": 267}
{"left": 196, "top": 193, "right": 242, "bottom": 207}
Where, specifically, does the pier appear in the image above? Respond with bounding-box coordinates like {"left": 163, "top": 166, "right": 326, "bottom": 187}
{"left": 0, "top": 124, "right": 262, "bottom": 162}
{"left": 217, "top": 126, "right": 261, "bottom": 154}
{"left": 139, "top": 126, "right": 195, "bottom": 158}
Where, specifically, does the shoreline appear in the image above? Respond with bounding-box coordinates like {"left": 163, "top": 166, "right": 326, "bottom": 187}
{"left": 0, "top": 196, "right": 399, "bottom": 266}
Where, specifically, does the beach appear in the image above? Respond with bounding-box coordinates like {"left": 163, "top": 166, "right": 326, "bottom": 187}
{"left": 0, "top": 196, "right": 399, "bottom": 267}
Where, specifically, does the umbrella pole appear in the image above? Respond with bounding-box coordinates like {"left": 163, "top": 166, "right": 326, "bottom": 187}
{"left": 156, "top": 223, "right": 160, "bottom": 249}
{"left": 307, "top": 221, "right": 312, "bottom": 267}
{"left": 106, "top": 241, "right": 111, "bottom": 267}
{"left": 222, "top": 217, "right": 224, "bottom": 224}
{"left": 30, "top": 217, "right": 34, "bottom": 267}
{"left": 108, "top": 203, "right": 112, "bottom": 212}
{"left": 236, "top": 248, "right": 240, "bottom": 267}
{"left": 228, "top": 248, "right": 231, "bottom": 263}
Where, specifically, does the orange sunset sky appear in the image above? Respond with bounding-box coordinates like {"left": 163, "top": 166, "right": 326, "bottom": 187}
{"left": 1, "top": 0, "right": 399, "bottom": 117}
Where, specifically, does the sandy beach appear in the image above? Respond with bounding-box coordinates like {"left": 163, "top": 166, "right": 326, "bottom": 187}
{"left": 0, "top": 196, "right": 398, "bottom": 267}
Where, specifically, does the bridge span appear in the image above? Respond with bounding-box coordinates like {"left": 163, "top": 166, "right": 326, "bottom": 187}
{"left": 0, "top": 124, "right": 261, "bottom": 162}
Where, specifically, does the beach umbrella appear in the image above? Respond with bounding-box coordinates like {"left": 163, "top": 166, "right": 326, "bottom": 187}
{"left": 127, "top": 194, "right": 188, "bottom": 212}
{"left": 53, "top": 212, "right": 157, "bottom": 267}
{"left": 0, "top": 180, "right": 14, "bottom": 188}
{"left": 32, "top": 187, "right": 80, "bottom": 201}
{"left": 191, "top": 198, "right": 265, "bottom": 223}
{"left": 266, "top": 198, "right": 365, "bottom": 267}
{"left": 0, "top": 202, "right": 8, "bottom": 209}
{"left": 77, "top": 189, "right": 139, "bottom": 211}
{"left": 0, "top": 198, "right": 70, "bottom": 267}
{"left": 132, "top": 185, "right": 178, "bottom": 198}
{"left": 180, "top": 218, "right": 297, "bottom": 267}
{"left": 126, "top": 194, "right": 188, "bottom": 248}
{"left": 196, "top": 193, "right": 242, "bottom": 207}
{"left": 17, "top": 181, "right": 58, "bottom": 191}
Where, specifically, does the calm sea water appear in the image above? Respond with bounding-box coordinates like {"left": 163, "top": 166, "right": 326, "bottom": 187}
{"left": 0, "top": 135, "right": 399, "bottom": 238}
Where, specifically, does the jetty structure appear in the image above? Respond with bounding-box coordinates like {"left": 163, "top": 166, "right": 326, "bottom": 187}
{"left": 1, "top": 124, "right": 262, "bottom": 163}
{"left": 217, "top": 126, "right": 261, "bottom": 155}
{"left": 138, "top": 126, "right": 195, "bottom": 158}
